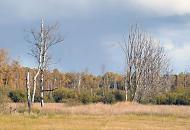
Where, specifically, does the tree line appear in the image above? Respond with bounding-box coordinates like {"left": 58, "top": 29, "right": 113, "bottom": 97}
{"left": 0, "top": 48, "right": 189, "bottom": 98}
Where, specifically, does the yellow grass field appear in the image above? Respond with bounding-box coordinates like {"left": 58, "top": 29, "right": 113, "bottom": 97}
{"left": 0, "top": 102, "right": 190, "bottom": 130}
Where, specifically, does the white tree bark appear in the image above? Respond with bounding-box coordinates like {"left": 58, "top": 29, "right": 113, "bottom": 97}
{"left": 40, "top": 18, "right": 45, "bottom": 107}
{"left": 27, "top": 18, "right": 64, "bottom": 107}
{"left": 32, "top": 70, "right": 40, "bottom": 103}
{"left": 40, "top": 70, "right": 44, "bottom": 107}
{"left": 26, "top": 70, "right": 31, "bottom": 114}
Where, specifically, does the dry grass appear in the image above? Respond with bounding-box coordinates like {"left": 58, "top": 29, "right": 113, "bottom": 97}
{"left": 1, "top": 102, "right": 190, "bottom": 130}
{"left": 10, "top": 102, "right": 190, "bottom": 117}
{"left": 0, "top": 114, "right": 190, "bottom": 130}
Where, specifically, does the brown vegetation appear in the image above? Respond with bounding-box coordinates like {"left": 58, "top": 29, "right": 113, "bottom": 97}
{"left": 9, "top": 102, "right": 190, "bottom": 117}
{"left": 2, "top": 102, "right": 190, "bottom": 130}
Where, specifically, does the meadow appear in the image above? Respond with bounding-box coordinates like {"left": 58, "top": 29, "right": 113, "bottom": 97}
{"left": 0, "top": 102, "right": 190, "bottom": 130}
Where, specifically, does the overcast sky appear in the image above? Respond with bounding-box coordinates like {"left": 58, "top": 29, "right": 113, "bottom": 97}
{"left": 0, "top": 0, "right": 190, "bottom": 74}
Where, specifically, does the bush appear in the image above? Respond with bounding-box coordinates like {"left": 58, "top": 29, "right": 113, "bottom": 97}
{"left": 8, "top": 90, "right": 26, "bottom": 102}
{"left": 113, "top": 90, "right": 125, "bottom": 102}
{"left": 53, "top": 90, "right": 65, "bottom": 103}
{"left": 92, "top": 95, "right": 102, "bottom": 103}
{"left": 6, "top": 87, "right": 127, "bottom": 105}
{"left": 53, "top": 88, "right": 76, "bottom": 103}
{"left": 44, "top": 92, "right": 55, "bottom": 103}
{"left": 101, "top": 90, "right": 126, "bottom": 104}
{"left": 152, "top": 88, "right": 190, "bottom": 105}
{"left": 79, "top": 92, "right": 92, "bottom": 104}
{"left": 34, "top": 94, "right": 41, "bottom": 102}
{"left": 102, "top": 92, "right": 116, "bottom": 104}
{"left": 5, "top": 87, "right": 127, "bottom": 105}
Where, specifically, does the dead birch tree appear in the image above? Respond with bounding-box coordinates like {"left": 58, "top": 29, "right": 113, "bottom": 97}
{"left": 120, "top": 25, "right": 170, "bottom": 102}
{"left": 26, "top": 70, "right": 31, "bottom": 114}
{"left": 27, "top": 18, "right": 64, "bottom": 107}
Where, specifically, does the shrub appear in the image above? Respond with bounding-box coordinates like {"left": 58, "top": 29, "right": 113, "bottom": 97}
{"left": 44, "top": 92, "right": 55, "bottom": 103}
{"left": 79, "top": 92, "right": 92, "bottom": 104}
{"left": 101, "top": 90, "right": 125, "bottom": 104}
{"left": 34, "top": 95, "right": 41, "bottom": 102}
{"left": 53, "top": 90, "right": 64, "bottom": 103}
{"left": 113, "top": 90, "right": 125, "bottom": 102}
{"left": 152, "top": 88, "right": 190, "bottom": 105}
{"left": 92, "top": 95, "right": 102, "bottom": 103}
{"left": 96, "top": 89, "right": 104, "bottom": 97}
{"left": 8, "top": 90, "right": 26, "bottom": 102}
{"left": 102, "top": 92, "right": 116, "bottom": 104}
{"left": 53, "top": 88, "right": 76, "bottom": 103}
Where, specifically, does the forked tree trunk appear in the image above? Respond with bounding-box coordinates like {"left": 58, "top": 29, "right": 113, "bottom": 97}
{"left": 31, "top": 18, "right": 44, "bottom": 103}
{"left": 27, "top": 18, "right": 64, "bottom": 108}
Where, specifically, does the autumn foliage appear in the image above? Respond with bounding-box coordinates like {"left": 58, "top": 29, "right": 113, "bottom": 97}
{"left": 0, "top": 49, "right": 190, "bottom": 105}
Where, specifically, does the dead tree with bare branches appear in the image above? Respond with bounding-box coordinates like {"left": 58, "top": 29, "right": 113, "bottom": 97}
{"left": 27, "top": 18, "right": 64, "bottom": 107}
{"left": 120, "top": 25, "right": 170, "bottom": 102}
{"left": 26, "top": 70, "right": 31, "bottom": 114}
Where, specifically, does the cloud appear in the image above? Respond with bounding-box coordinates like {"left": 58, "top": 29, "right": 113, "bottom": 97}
{"left": 154, "top": 26, "right": 190, "bottom": 73}
{"left": 163, "top": 42, "right": 175, "bottom": 51}
{"left": 0, "top": 0, "right": 95, "bottom": 20}
{"left": 162, "top": 41, "right": 190, "bottom": 72}
{"left": 127, "top": 0, "right": 190, "bottom": 16}
{"left": 1, "top": 0, "right": 189, "bottom": 22}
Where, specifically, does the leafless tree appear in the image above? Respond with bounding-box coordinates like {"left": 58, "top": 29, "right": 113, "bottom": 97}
{"left": 120, "top": 24, "right": 170, "bottom": 102}
{"left": 27, "top": 18, "right": 64, "bottom": 107}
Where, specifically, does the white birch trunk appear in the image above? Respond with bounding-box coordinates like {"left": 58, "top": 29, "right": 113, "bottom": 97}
{"left": 26, "top": 70, "right": 31, "bottom": 114}
{"left": 40, "top": 18, "right": 45, "bottom": 107}
{"left": 40, "top": 70, "right": 44, "bottom": 107}
{"left": 32, "top": 70, "right": 40, "bottom": 103}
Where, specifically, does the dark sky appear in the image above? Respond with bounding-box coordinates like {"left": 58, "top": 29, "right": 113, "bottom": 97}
{"left": 1, "top": 0, "right": 190, "bottom": 74}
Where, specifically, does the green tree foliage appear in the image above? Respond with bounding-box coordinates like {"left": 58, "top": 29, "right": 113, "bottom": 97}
{"left": 8, "top": 90, "right": 26, "bottom": 102}
{"left": 53, "top": 88, "right": 76, "bottom": 103}
{"left": 151, "top": 88, "right": 190, "bottom": 105}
